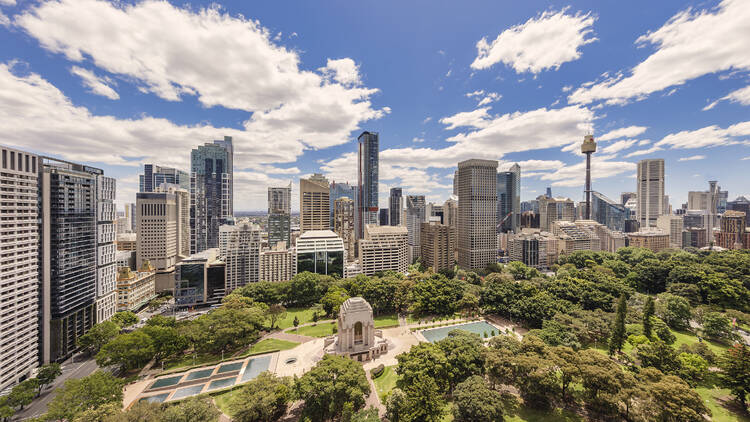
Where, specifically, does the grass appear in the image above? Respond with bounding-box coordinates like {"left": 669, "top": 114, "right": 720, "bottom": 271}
{"left": 505, "top": 407, "right": 584, "bottom": 422}
{"left": 277, "top": 307, "right": 323, "bottom": 329}
{"left": 246, "top": 338, "right": 299, "bottom": 355}
{"left": 292, "top": 322, "right": 336, "bottom": 337}
{"left": 672, "top": 329, "right": 730, "bottom": 356}
{"left": 372, "top": 366, "right": 398, "bottom": 400}
{"left": 696, "top": 386, "right": 750, "bottom": 422}
{"left": 374, "top": 314, "right": 399, "bottom": 328}
{"left": 163, "top": 352, "right": 223, "bottom": 371}
{"left": 212, "top": 388, "right": 238, "bottom": 417}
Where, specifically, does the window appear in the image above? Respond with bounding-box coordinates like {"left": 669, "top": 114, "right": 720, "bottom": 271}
{"left": 9, "top": 152, "right": 14, "bottom": 170}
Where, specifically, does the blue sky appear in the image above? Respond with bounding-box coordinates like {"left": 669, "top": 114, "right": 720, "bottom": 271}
{"left": 1, "top": 0, "right": 749, "bottom": 211}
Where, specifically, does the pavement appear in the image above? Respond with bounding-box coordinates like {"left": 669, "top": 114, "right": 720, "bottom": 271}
{"left": 13, "top": 354, "right": 99, "bottom": 421}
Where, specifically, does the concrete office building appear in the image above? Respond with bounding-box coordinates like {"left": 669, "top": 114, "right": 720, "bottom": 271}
{"left": 443, "top": 197, "right": 459, "bottom": 262}
{"left": 552, "top": 221, "right": 601, "bottom": 255}
{"left": 39, "top": 157, "right": 99, "bottom": 363}
{"left": 125, "top": 203, "right": 136, "bottom": 232}
{"left": 191, "top": 136, "right": 233, "bottom": 254}
{"left": 497, "top": 163, "right": 521, "bottom": 233}
{"left": 95, "top": 175, "right": 117, "bottom": 324}
{"left": 268, "top": 183, "right": 291, "bottom": 248}
{"left": 330, "top": 181, "right": 356, "bottom": 229}
{"left": 296, "top": 230, "right": 345, "bottom": 277}
{"left": 507, "top": 230, "right": 559, "bottom": 269}
{"left": 260, "top": 243, "right": 296, "bottom": 282}
{"left": 573, "top": 220, "right": 627, "bottom": 252}
{"left": 636, "top": 159, "right": 665, "bottom": 227}
{"left": 656, "top": 215, "right": 684, "bottom": 249}
{"left": 715, "top": 210, "right": 747, "bottom": 250}
{"left": 406, "top": 195, "right": 426, "bottom": 263}
{"left": 421, "top": 218, "right": 456, "bottom": 272}
{"left": 389, "top": 187, "right": 403, "bottom": 226}
{"left": 539, "top": 196, "right": 576, "bottom": 232}
{"left": 683, "top": 227, "right": 708, "bottom": 249}
{"left": 116, "top": 250, "right": 135, "bottom": 270}
{"left": 116, "top": 263, "right": 156, "bottom": 312}
{"left": 140, "top": 164, "right": 189, "bottom": 192}
{"left": 357, "top": 131, "right": 379, "bottom": 240}
{"left": 222, "top": 223, "right": 262, "bottom": 291}
{"left": 300, "top": 174, "right": 330, "bottom": 233}
{"left": 727, "top": 196, "right": 750, "bottom": 225}
{"left": 136, "top": 187, "right": 190, "bottom": 272}
{"left": 628, "top": 228, "right": 670, "bottom": 252}
{"left": 117, "top": 232, "right": 137, "bottom": 251}
{"left": 334, "top": 197, "right": 356, "bottom": 262}
{"left": 0, "top": 146, "right": 40, "bottom": 390}
{"left": 457, "top": 159, "right": 498, "bottom": 270}
{"left": 358, "top": 225, "right": 409, "bottom": 276}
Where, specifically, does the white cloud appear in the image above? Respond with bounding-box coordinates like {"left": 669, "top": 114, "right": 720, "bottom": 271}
{"left": 445, "top": 69, "right": 452, "bottom": 77}
{"left": 422, "top": 116, "right": 432, "bottom": 124}
{"left": 704, "top": 84, "right": 750, "bottom": 110}
{"left": 539, "top": 155, "right": 636, "bottom": 187}
{"left": 655, "top": 121, "right": 750, "bottom": 149}
{"left": 412, "top": 137, "right": 424, "bottom": 143}
{"left": 471, "top": 8, "right": 596, "bottom": 73}
{"left": 17, "top": 0, "right": 387, "bottom": 151}
{"left": 678, "top": 155, "right": 706, "bottom": 161}
{"left": 741, "top": 156, "right": 750, "bottom": 161}
{"left": 466, "top": 90, "right": 484, "bottom": 98}
{"left": 70, "top": 66, "right": 119, "bottom": 100}
{"left": 0, "top": 0, "right": 15, "bottom": 5}
{"left": 624, "top": 146, "right": 663, "bottom": 158}
{"left": 600, "top": 139, "right": 638, "bottom": 154}
{"left": 598, "top": 125, "right": 648, "bottom": 141}
{"left": 477, "top": 92, "right": 502, "bottom": 106}
{"left": 638, "top": 139, "right": 651, "bottom": 146}
{"left": 439, "top": 107, "right": 491, "bottom": 130}
{"left": 569, "top": 0, "right": 750, "bottom": 105}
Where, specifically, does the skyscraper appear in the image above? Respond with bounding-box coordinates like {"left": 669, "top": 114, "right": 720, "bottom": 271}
{"left": 95, "top": 175, "right": 117, "bottom": 324}
{"left": 300, "top": 174, "right": 330, "bottom": 233}
{"left": 539, "top": 196, "right": 576, "bottom": 232}
{"left": 136, "top": 187, "right": 190, "bottom": 274}
{"left": 357, "top": 131, "right": 379, "bottom": 240}
{"left": 636, "top": 159, "right": 665, "bottom": 227}
{"left": 334, "top": 197, "right": 356, "bottom": 262}
{"left": 190, "top": 136, "right": 233, "bottom": 253}
{"left": 591, "top": 191, "right": 628, "bottom": 231}
{"left": 359, "top": 225, "right": 409, "bottom": 276}
{"left": 497, "top": 163, "right": 521, "bottom": 233}
{"left": 0, "top": 146, "right": 40, "bottom": 390}
{"left": 421, "top": 218, "right": 456, "bottom": 272}
{"left": 329, "top": 181, "right": 356, "bottom": 229}
{"left": 140, "top": 164, "right": 189, "bottom": 192}
{"left": 268, "top": 183, "right": 291, "bottom": 248}
{"left": 39, "top": 157, "right": 101, "bottom": 363}
{"left": 222, "top": 223, "right": 262, "bottom": 291}
{"left": 457, "top": 159, "right": 498, "bottom": 270}
{"left": 379, "top": 208, "right": 389, "bottom": 226}
{"left": 406, "top": 195, "right": 426, "bottom": 262}
{"left": 389, "top": 187, "right": 403, "bottom": 226}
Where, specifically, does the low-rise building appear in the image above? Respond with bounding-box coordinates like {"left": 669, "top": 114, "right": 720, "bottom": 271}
{"left": 628, "top": 228, "right": 670, "bottom": 252}
{"left": 715, "top": 210, "right": 747, "bottom": 249}
{"left": 174, "top": 248, "right": 225, "bottom": 307}
{"left": 296, "top": 230, "right": 345, "bottom": 277}
{"left": 116, "top": 262, "right": 157, "bottom": 312}
{"left": 116, "top": 232, "right": 136, "bottom": 251}
{"left": 552, "top": 221, "right": 601, "bottom": 255}
{"left": 507, "top": 230, "right": 559, "bottom": 269}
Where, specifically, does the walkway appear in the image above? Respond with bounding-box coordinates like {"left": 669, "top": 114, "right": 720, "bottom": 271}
{"left": 266, "top": 330, "right": 317, "bottom": 343}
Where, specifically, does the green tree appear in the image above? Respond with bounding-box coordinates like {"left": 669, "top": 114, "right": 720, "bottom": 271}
{"left": 222, "top": 293, "right": 257, "bottom": 309}
{"left": 295, "top": 355, "right": 370, "bottom": 422}
{"left": 111, "top": 311, "right": 138, "bottom": 328}
{"left": 409, "top": 273, "right": 464, "bottom": 316}
{"left": 160, "top": 396, "right": 220, "bottom": 422}
{"left": 186, "top": 305, "right": 267, "bottom": 355}
{"left": 644, "top": 374, "right": 710, "bottom": 422}
{"left": 702, "top": 312, "right": 735, "bottom": 342}
{"left": 142, "top": 325, "right": 188, "bottom": 362}
{"left": 643, "top": 296, "right": 655, "bottom": 338}
{"left": 72, "top": 402, "right": 122, "bottom": 422}
{"left": 677, "top": 353, "right": 709, "bottom": 386}
{"left": 657, "top": 293, "right": 692, "bottom": 330}
{"left": 436, "top": 330, "right": 486, "bottom": 390}
{"left": 96, "top": 330, "right": 155, "bottom": 370}
{"left": 637, "top": 339, "right": 681, "bottom": 374}
{"left": 8, "top": 379, "right": 39, "bottom": 410}
{"left": 44, "top": 371, "right": 124, "bottom": 421}
{"left": 388, "top": 378, "right": 445, "bottom": 422}
{"left": 228, "top": 372, "right": 292, "bottom": 422}
{"left": 268, "top": 304, "right": 286, "bottom": 329}
{"left": 293, "top": 316, "right": 300, "bottom": 330}
{"left": 350, "top": 407, "right": 380, "bottom": 422}
{"left": 36, "top": 363, "right": 62, "bottom": 392}
{"left": 718, "top": 343, "right": 750, "bottom": 411}
{"left": 78, "top": 321, "right": 120, "bottom": 353}
{"left": 652, "top": 317, "right": 676, "bottom": 344}
{"left": 146, "top": 314, "right": 176, "bottom": 327}
{"left": 287, "top": 272, "right": 326, "bottom": 306}
{"left": 609, "top": 295, "right": 627, "bottom": 355}
{"left": 396, "top": 342, "right": 449, "bottom": 392}
{"left": 452, "top": 375, "right": 503, "bottom": 422}
{"left": 320, "top": 286, "right": 349, "bottom": 317}
{"left": 551, "top": 346, "right": 580, "bottom": 402}
{"left": 0, "top": 396, "right": 15, "bottom": 421}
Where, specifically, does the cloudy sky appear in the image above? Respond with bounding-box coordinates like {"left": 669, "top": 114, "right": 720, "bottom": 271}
{"left": 1, "top": 0, "right": 749, "bottom": 211}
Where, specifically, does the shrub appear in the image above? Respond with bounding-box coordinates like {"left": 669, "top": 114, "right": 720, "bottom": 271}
{"left": 371, "top": 364, "right": 385, "bottom": 378}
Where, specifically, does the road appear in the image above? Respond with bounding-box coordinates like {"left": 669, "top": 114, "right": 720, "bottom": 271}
{"left": 13, "top": 355, "right": 99, "bottom": 421}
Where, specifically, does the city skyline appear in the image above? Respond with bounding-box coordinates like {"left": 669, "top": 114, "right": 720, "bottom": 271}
{"left": 1, "top": 0, "right": 750, "bottom": 212}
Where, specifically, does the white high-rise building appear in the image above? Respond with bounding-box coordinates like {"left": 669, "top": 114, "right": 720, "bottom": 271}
{"left": 222, "top": 223, "right": 262, "bottom": 291}
{"left": 637, "top": 159, "right": 666, "bottom": 227}
{"left": 260, "top": 243, "right": 297, "bottom": 282}
{"left": 656, "top": 215, "right": 684, "bottom": 249}
{"left": 137, "top": 187, "right": 190, "bottom": 272}
{"left": 358, "top": 225, "right": 409, "bottom": 276}
{"left": 406, "top": 195, "right": 426, "bottom": 263}
{"left": 457, "top": 159, "right": 498, "bottom": 270}
{"left": 0, "top": 146, "right": 40, "bottom": 390}
{"left": 96, "top": 175, "right": 117, "bottom": 323}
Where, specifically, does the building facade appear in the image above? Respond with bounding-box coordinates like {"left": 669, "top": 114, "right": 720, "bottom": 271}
{"left": 0, "top": 147, "right": 40, "bottom": 389}
{"left": 591, "top": 191, "right": 628, "bottom": 232}
{"left": 727, "top": 196, "right": 750, "bottom": 226}
{"left": 268, "top": 183, "right": 291, "bottom": 248}
{"left": 330, "top": 181, "right": 356, "bottom": 229}
{"left": 357, "top": 131, "right": 379, "bottom": 240}
{"left": 539, "top": 196, "right": 575, "bottom": 232}
{"left": 497, "top": 163, "right": 521, "bottom": 233}
{"left": 421, "top": 219, "right": 456, "bottom": 272}
{"left": 333, "top": 197, "right": 356, "bottom": 262}
{"left": 406, "top": 195, "right": 426, "bottom": 263}
{"left": 140, "top": 164, "right": 189, "bottom": 192}
{"left": 715, "top": 210, "right": 747, "bottom": 249}
{"left": 300, "top": 174, "right": 330, "bottom": 233}
{"left": 175, "top": 248, "right": 225, "bottom": 307}
{"left": 136, "top": 188, "right": 190, "bottom": 273}
{"left": 190, "top": 137, "right": 233, "bottom": 254}
{"left": 260, "top": 244, "right": 296, "bottom": 282}
{"left": 358, "top": 225, "right": 409, "bottom": 276}
{"left": 296, "top": 230, "right": 345, "bottom": 277}
{"left": 628, "top": 229, "right": 670, "bottom": 252}
{"left": 116, "top": 263, "right": 157, "bottom": 312}
{"left": 656, "top": 215, "right": 684, "bottom": 249}
{"left": 507, "top": 230, "right": 558, "bottom": 269}
{"left": 636, "top": 159, "right": 665, "bottom": 227}
{"left": 222, "top": 223, "right": 262, "bottom": 291}
{"left": 389, "top": 187, "right": 403, "bottom": 226}
{"left": 457, "top": 159, "right": 498, "bottom": 270}
{"left": 95, "top": 175, "right": 117, "bottom": 324}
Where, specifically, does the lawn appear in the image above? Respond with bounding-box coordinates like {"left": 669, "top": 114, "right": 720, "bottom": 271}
{"left": 374, "top": 314, "right": 399, "bottom": 328}
{"left": 246, "top": 338, "right": 299, "bottom": 355}
{"left": 373, "top": 366, "right": 398, "bottom": 400}
{"left": 163, "top": 352, "right": 222, "bottom": 371}
{"left": 277, "top": 307, "right": 324, "bottom": 329}
{"left": 292, "top": 322, "right": 336, "bottom": 337}
{"left": 672, "top": 329, "right": 729, "bottom": 356}
{"left": 212, "top": 388, "right": 238, "bottom": 417}
{"left": 696, "top": 386, "right": 750, "bottom": 422}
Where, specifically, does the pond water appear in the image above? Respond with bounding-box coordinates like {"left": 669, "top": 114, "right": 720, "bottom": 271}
{"left": 420, "top": 321, "right": 498, "bottom": 343}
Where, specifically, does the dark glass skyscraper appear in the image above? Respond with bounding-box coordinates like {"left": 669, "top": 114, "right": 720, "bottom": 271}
{"left": 329, "top": 181, "right": 356, "bottom": 229}
{"left": 591, "top": 191, "right": 628, "bottom": 231}
{"left": 389, "top": 187, "right": 403, "bottom": 226}
{"left": 497, "top": 163, "right": 520, "bottom": 233}
{"left": 357, "top": 131, "right": 378, "bottom": 240}
{"left": 140, "top": 164, "right": 189, "bottom": 192}
{"left": 190, "top": 136, "right": 233, "bottom": 254}
{"left": 268, "top": 183, "right": 291, "bottom": 248}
